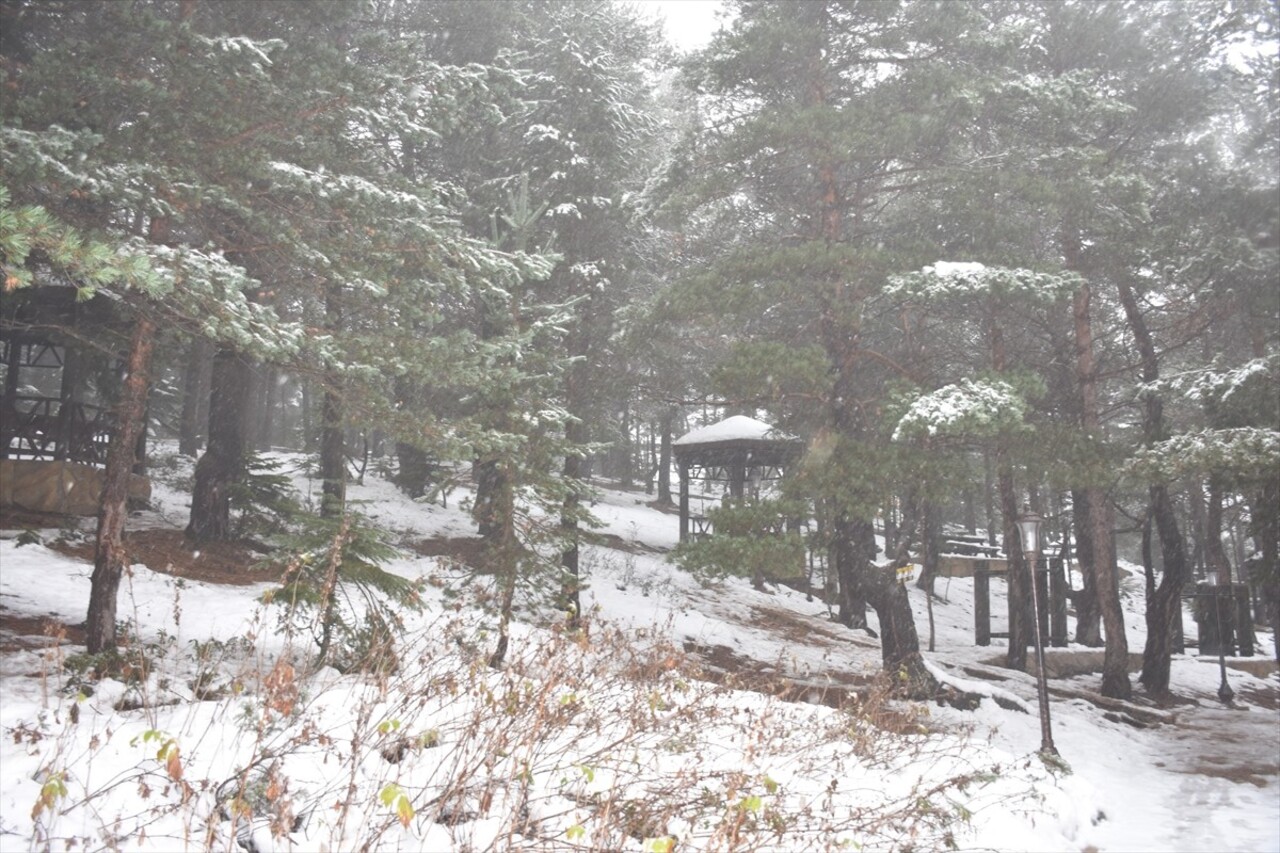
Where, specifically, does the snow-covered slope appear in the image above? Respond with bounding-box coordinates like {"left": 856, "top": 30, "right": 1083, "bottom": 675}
{"left": 0, "top": 453, "right": 1275, "bottom": 852}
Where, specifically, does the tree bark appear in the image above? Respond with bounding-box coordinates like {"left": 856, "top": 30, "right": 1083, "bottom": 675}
{"left": 1000, "top": 465, "right": 1031, "bottom": 671}
{"left": 1117, "top": 277, "right": 1190, "bottom": 696}
{"left": 1140, "top": 484, "right": 1188, "bottom": 694}
{"left": 319, "top": 381, "right": 346, "bottom": 518}
{"left": 186, "top": 348, "right": 251, "bottom": 541}
{"left": 656, "top": 407, "right": 674, "bottom": 505}
{"left": 1072, "top": 488, "right": 1103, "bottom": 644}
{"left": 319, "top": 282, "right": 346, "bottom": 518}
{"left": 255, "top": 362, "right": 277, "bottom": 452}
{"left": 987, "top": 291, "right": 1031, "bottom": 670}
{"left": 831, "top": 511, "right": 870, "bottom": 630}
{"left": 618, "top": 401, "right": 633, "bottom": 489}
{"left": 1248, "top": 480, "right": 1280, "bottom": 663}
{"left": 87, "top": 314, "right": 155, "bottom": 653}
{"left": 178, "top": 337, "right": 212, "bottom": 457}
{"left": 913, "top": 492, "right": 939, "bottom": 594}
{"left": 560, "top": 418, "right": 586, "bottom": 628}
{"left": 1069, "top": 259, "right": 1130, "bottom": 698}
{"left": 853, "top": 517, "right": 934, "bottom": 697}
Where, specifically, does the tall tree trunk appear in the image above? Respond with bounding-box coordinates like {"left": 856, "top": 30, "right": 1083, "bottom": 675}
{"left": 983, "top": 451, "right": 998, "bottom": 547}
{"left": 186, "top": 348, "right": 251, "bottom": 541}
{"left": 1069, "top": 253, "right": 1130, "bottom": 698}
{"left": 914, "top": 492, "right": 939, "bottom": 594}
{"left": 918, "top": 495, "right": 940, "bottom": 652}
{"left": 988, "top": 292, "right": 1031, "bottom": 670}
{"left": 560, "top": 418, "right": 586, "bottom": 628}
{"left": 618, "top": 401, "right": 633, "bottom": 489}
{"left": 831, "top": 511, "right": 869, "bottom": 630}
{"left": 1118, "top": 278, "right": 1189, "bottom": 696}
{"left": 883, "top": 498, "right": 897, "bottom": 561}
{"left": 1000, "top": 464, "right": 1031, "bottom": 670}
{"left": 1140, "top": 484, "right": 1188, "bottom": 693}
{"left": 486, "top": 465, "right": 518, "bottom": 669}
{"left": 852, "top": 517, "right": 934, "bottom": 696}
{"left": 319, "top": 281, "right": 346, "bottom": 518}
{"left": 1072, "top": 488, "right": 1103, "bottom": 644}
{"left": 87, "top": 314, "right": 155, "bottom": 653}
{"left": 559, "top": 335, "right": 591, "bottom": 628}
{"left": 178, "top": 337, "right": 212, "bottom": 457}
{"left": 319, "top": 380, "right": 346, "bottom": 518}
{"left": 473, "top": 459, "right": 507, "bottom": 540}
{"left": 656, "top": 407, "right": 674, "bottom": 505}
{"left": 255, "top": 362, "right": 277, "bottom": 452}
{"left": 1248, "top": 480, "right": 1280, "bottom": 663}
{"left": 795, "top": 0, "right": 925, "bottom": 685}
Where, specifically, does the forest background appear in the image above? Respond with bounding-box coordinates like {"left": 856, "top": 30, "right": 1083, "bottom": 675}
{"left": 1, "top": 0, "right": 1277, "bottom": 707}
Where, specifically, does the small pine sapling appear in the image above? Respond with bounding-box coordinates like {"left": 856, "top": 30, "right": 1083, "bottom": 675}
{"left": 264, "top": 513, "right": 421, "bottom": 672}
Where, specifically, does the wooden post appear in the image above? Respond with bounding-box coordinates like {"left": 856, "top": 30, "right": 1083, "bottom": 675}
{"left": 1049, "top": 555, "right": 1068, "bottom": 647}
{"left": 1, "top": 337, "right": 21, "bottom": 460}
{"left": 975, "top": 560, "right": 991, "bottom": 646}
{"left": 56, "top": 343, "right": 81, "bottom": 461}
{"left": 729, "top": 458, "right": 745, "bottom": 500}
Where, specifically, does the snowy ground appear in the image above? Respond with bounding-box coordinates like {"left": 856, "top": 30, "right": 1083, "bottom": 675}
{"left": 0, "top": 450, "right": 1276, "bottom": 852}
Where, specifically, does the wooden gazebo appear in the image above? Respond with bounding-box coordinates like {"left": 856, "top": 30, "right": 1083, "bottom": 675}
{"left": 673, "top": 415, "right": 803, "bottom": 542}
{"left": 0, "top": 288, "right": 148, "bottom": 514}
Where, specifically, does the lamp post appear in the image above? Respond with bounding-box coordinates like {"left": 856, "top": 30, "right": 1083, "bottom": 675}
{"left": 1016, "top": 509, "right": 1058, "bottom": 757}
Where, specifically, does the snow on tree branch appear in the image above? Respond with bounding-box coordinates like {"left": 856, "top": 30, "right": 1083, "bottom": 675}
{"left": 892, "top": 379, "right": 1027, "bottom": 442}
{"left": 886, "top": 261, "right": 1081, "bottom": 302}
{"left": 1126, "top": 427, "right": 1280, "bottom": 482}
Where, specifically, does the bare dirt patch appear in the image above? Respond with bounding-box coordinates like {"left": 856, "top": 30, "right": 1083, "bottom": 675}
{"left": 681, "top": 639, "right": 876, "bottom": 710}
{"left": 1234, "top": 682, "right": 1280, "bottom": 711}
{"left": 1184, "top": 756, "right": 1277, "bottom": 787}
{"left": 0, "top": 605, "right": 84, "bottom": 652}
{"left": 585, "top": 531, "right": 667, "bottom": 554}
{"left": 0, "top": 507, "right": 81, "bottom": 530}
{"left": 409, "top": 536, "right": 493, "bottom": 570}
{"left": 748, "top": 603, "right": 876, "bottom": 648}
{"left": 49, "top": 529, "right": 281, "bottom": 586}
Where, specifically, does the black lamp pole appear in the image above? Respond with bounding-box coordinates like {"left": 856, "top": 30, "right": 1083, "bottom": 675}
{"left": 1017, "top": 509, "right": 1058, "bottom": 757}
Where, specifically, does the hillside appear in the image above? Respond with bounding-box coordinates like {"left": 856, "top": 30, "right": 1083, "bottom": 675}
{"left": 1, "top": 449, "right": 1276, "bottom": 852}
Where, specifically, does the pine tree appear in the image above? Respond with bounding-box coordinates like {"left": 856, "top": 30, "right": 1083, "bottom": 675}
{"left": 666, "top": 0, "right": 1011, "bottom": 691}
{"left": 1, "top": 0, "right": 556, "bottom": 652}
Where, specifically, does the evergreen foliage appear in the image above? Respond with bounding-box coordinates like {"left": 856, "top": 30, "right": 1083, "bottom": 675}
{"left": 2, "top": 0, "right": 1275, "bottom": 679}
{"left": 264, "top": 512, "right": 421, "bottom": 673}
{"left": 673, "top": 496, "right": 808, "bottom": 590}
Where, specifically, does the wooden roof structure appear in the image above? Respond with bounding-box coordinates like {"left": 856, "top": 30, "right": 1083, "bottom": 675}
{"left": 1, "top": 286, "right": 121, "bottom": 466}
{"left": 673, "top": 416, "right": 803, "bottom": 542}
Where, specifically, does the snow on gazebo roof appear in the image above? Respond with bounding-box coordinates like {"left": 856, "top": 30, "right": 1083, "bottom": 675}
{"left": 673, "top": 415, "right": 797, "bottom": 447}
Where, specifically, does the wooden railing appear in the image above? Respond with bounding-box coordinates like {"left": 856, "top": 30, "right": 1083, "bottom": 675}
{"left": 0, "top": 394, "right": 113, "bottom": 465}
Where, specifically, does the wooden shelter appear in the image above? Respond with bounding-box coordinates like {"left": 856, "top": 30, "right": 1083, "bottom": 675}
{"left": 673, "top": 415, "right": 803, "bottom": 542}
{"left": 1, "top": 288, "right": 149, "bottom": 514}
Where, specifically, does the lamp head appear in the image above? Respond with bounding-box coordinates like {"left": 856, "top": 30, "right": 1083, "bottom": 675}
{"left": 1016, "top": 509, "right": 1042, "bottom": 555}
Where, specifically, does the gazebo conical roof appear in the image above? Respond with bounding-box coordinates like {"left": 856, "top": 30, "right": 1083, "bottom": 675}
{"left": 673, "top": 415, "right": 801, "bottom": 467}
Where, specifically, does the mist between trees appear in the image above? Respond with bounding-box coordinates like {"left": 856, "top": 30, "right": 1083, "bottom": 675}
{"left": 2, "top": 0, "right": 1277, "bottom": 699}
